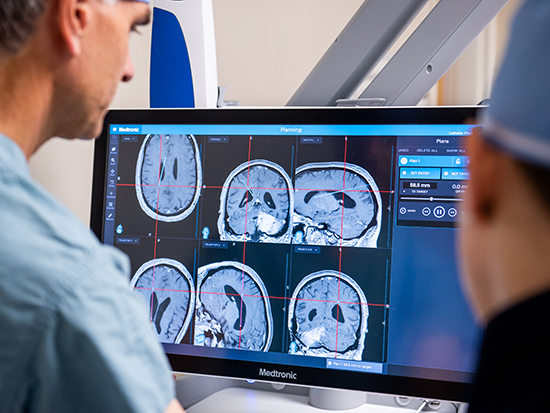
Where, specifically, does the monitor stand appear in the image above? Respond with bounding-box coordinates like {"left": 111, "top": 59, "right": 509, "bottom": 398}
{"left": 176, "top": 376, "right": 466, "bottom": 412}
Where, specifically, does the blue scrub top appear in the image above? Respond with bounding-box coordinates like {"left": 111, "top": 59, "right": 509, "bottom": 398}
{"left": 0, "top": 135, "right": 174, "bottom": 412}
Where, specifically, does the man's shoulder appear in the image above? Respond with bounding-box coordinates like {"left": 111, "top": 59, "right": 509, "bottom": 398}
{"left": 0, "top": 159, "right": 130, "bottom": 309}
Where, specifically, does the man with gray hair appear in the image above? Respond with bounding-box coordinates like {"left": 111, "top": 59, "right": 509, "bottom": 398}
{"left": 460, "top": 0, "right": 550, "bottom": 411}
{"left": 0, "top": 0, "right": 184, "bottom": 411}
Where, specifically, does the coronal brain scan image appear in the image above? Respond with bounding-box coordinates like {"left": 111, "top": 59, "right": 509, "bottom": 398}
{"left": 131, "top": 258, "right": 195, "bottom": 344}
{"left": 136, "top": 134, "right": 202, "bottom": 222}
{"left": 288, "top": 270, "right": 368, "bottom": 360}
{"left": 194, "top": 261, "right": 273, "bottom": 351}
{"left": 218, "top": 160, "right": 293, "bottom": 243}
{"left": 293, "top": 162, "right": 382, "bottom": 247}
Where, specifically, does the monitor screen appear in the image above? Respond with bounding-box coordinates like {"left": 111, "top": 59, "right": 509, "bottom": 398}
{"left": 91, "top": 107, "right": 482, "bottom": 403}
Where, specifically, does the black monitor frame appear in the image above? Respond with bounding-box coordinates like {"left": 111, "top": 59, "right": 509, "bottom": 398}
{"left": 91, "top": 107, "right": 480, "bottom": 403}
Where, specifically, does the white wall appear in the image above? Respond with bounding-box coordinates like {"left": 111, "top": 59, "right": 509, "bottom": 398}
{"left": 214, "top": 0, "right": 362, "bottom": 106}
{"left": 29, "top": 0, "right": 519, "bottom": 224}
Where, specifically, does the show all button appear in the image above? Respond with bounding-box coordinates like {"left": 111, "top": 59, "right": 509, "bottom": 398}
{"left": 400, "top": 168, "right": 441, "bottom": 180}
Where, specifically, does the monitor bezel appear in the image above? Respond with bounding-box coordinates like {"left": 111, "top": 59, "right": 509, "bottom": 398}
{"left": 91, "top": 106, "right": 480, "bottom": 403}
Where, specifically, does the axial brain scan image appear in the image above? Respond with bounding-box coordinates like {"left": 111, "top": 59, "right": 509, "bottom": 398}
{"left": 136, "top": 134, "right": 202, "bottom": 222}
{"left": 288, "top": 270, "right": 368, "bottom": 360}
{"left": 131, "top": 258, "right": 195, "bottom": 344}
{"left": 293, "top": 162, "right": 382, "bottom": 247}
{"left": 194, "top": 261, "right": 273, "bottom": 351}
{"left": 218, "top": 160, "right": 293, "bottom": 243}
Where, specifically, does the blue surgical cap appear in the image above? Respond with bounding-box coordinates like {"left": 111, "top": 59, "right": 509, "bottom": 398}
{"left": 484, "top": 0, "right": 550, "bottom": 168}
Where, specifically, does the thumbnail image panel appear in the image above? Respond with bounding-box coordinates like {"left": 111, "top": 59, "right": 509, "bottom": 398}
{"left": 199, "top": 135, "right": 296, "bottom": 244}
{"left": 119, "top": 238, "right": 199, "bottom": 345}
{"left": 218, "top": 160, "right": 293, "bottom": 243}
{"left": 294, "top": 135, "right": 395, "bottom": 249}
{"left": 115, "top": 134, "right": 204, "bottom": 240}
{"left": 288, "top": 247, "right": 390, "bottom": 362}
{"left": 135, "top": 134, "right": 202, "bottom": 222}
{"left": 289, "top": 269, "right": 368, "bottom": 360}
{"left": 131, "top": 258, "right": 195, "bottom": 345}
{"left": 195, "top": 242, "right": 289, "bottom": 353}
{"left": 293, "top": 162, "right": 381, "bottom": 248}
{"left": 195, "top": 261, "right": 272, "bottom": 352}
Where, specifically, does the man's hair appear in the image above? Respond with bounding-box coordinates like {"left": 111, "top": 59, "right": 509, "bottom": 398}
{"left": 0, "top": 0, "right": 47, "bottom": 54}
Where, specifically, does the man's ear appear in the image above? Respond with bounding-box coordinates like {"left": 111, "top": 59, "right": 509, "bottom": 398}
{"left": 465, "top": 128, "right": 501, "bottom": 222}
{"left": 54, "top": 0, "right": 91, "bottom": 56}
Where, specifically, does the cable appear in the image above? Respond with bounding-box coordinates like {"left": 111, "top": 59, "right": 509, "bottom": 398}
{"left": 415, "top": 400, "right": 428, "bottom": 413}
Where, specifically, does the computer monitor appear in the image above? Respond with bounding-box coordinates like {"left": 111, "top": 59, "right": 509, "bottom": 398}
{"left": 90, "top": 107, "right": 481, "bottom": 404}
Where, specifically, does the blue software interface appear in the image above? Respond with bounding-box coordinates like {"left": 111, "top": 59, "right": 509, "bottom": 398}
{"left": 102, "top": 123, "right": 480, "bottom": 382}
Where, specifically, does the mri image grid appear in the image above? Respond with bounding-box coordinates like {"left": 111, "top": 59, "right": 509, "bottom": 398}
{"left": 200, "top": 135, "right": 296, "bottom": 245}
{"left": 293, "top": 135, "right": 394, "bottom": 249}
{"left": 194, "top": 242, "right": 288, "bottom": 353}
{"left": 288, "top": 247, "right": 390, "bottom": 362}
{"left": 115, "top": 134, "right": 202, "bottom": 240}
{"left": 112, "top": 132, "right": 395, "bottom": 362}
{"left": 120, "top": 238, "right": 200, "bottom": 345}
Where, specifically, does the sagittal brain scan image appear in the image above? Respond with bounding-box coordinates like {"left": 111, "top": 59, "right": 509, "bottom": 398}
{"left": 194, "top": 261, "right": 273, "bottom": 351}
{"left": 131, "top": 258, "right": 195, "bottom": 344}
{"left": 218, "top": 160, "right": 293, "bottom": 243}
{"left": 293, "top": 162, "right": 382, "bottom": 247}
{"left": 288, "top": 270, "right": 368, "bottom": 360}
{"left": 136, "top": 134, "right": 202, "bottom": 222}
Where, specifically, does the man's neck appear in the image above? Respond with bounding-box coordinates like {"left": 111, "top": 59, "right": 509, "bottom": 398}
{"left": 0, "top": 51, "right": 55, "bottom": 160}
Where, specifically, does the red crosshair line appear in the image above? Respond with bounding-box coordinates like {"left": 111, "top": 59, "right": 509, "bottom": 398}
{"left": 119, "top": 182, "right": 393, "bottom": 195}
{"left": 150, "top": 134, "right": 165, "bottom": 322}
{"left": 238, "top": 135, "right": 253, "bottom": 349}
{"left": 120, "top": 182, "right": 392, "bottom": 195}
{"left": 134, "top": 286, "right": 388, "bottom": 307}
{"left": 334, "top": 136, "right": 348, "bottom": 359}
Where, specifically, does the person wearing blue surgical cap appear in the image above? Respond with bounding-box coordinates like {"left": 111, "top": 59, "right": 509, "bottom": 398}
{"left": 460, "top": 1, "right": 550, "bottom": 412}
{"left": 0, "top": 1, "right": 184, "bottom": 412}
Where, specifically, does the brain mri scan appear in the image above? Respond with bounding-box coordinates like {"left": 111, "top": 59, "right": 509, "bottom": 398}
{"left": 218, "top": 160, "right": 293, "bottom": 243}
{"left": 194, "top": 261, "right": 273, "bottom": 351}
{"left": 131, "top": 258, "right": 195, "bottom": 344}
{"left": 288, "top": 270, "right": 368, "bottom": 360}
{"left": 293, "top": 162, "right": 382, "bottom": 247}
{"left": 136, "top": 134, "right": 202, "bottom": 222}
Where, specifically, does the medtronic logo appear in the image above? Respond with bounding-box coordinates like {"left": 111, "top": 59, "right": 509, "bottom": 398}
{"left": 118, "top": 127, "right": 140, "bottom": 133}
{"left": 258, "top": 368, "right": 297, "bottom": 380}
